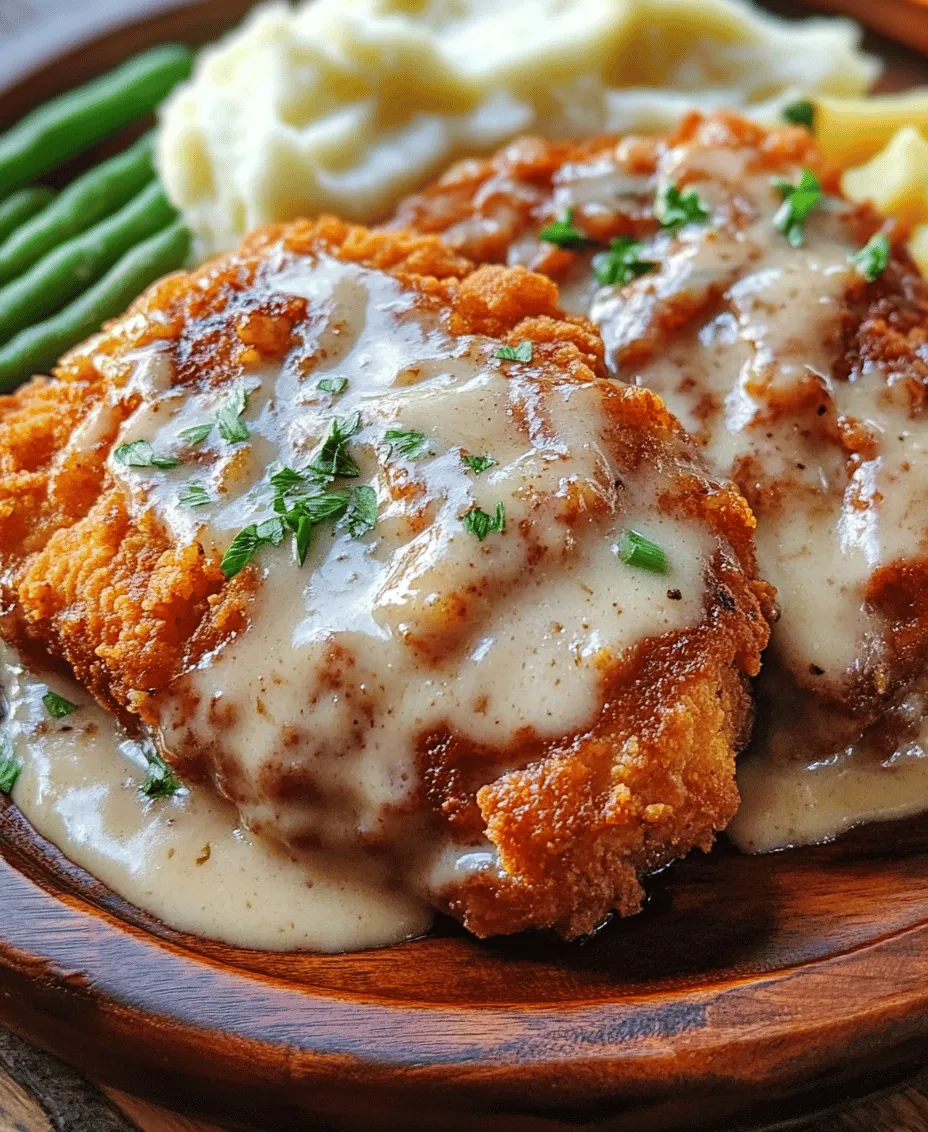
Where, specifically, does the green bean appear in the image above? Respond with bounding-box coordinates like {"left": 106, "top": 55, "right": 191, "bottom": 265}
{"left": 0, "top": 134, "right": 155, "bottom": 285}
{"left": 0, "top": 46, "right": 193, "bottom": 196}
{"left": 0, "top": 221, "right": 191, "bottom": 392}
{"left": 0, "top": 188, "right": 55, "bottom": 244}
{"left": 0, "top": 179, "right": 177, "bottom": 344}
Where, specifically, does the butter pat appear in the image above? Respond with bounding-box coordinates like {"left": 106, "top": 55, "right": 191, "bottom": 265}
{"left": 156, "top": 0, "right": 877, "bottom": 257}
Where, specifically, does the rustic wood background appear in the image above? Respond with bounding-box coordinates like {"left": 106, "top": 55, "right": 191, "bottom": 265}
{"left": 3, "top": 1, "right": 928, "bottom": 1130}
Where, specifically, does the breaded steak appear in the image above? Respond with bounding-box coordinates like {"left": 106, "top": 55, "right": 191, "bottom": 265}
{"left": 0, "top": 216, "right": 770, "bottom": 939}
{"left": 396, "top": 112, "right": 928, "bottom": 768}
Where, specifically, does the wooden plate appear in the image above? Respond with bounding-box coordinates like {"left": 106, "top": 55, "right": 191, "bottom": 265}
{"left": 4, "top": 4, "right": 928, "bottom": 1130}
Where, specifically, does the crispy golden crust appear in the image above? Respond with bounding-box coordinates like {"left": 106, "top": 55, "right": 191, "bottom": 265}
{"left": 0, "top": 219, "right": 601, "bottom": 718}
{"left": 0, "top": 216, "right": 770, "bottom": 939}
{"left": 457, "top": 643, "right": 751, "bottom": 937}
{"left": 397, "top": 111, "right": 928, "bottom": 754}
{"left": 393, "top": 113, "right": 834, "bottom": 267}
{"left": 432, "top": 424, "right": 768, "bottom": 938}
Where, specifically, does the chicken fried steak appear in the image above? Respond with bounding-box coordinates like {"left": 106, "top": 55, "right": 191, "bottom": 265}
{"left": 397, "top": 112, "right": 928, "bottom": 774}
{"left": 0, "top": 217, "right": 770, "bottom": 939}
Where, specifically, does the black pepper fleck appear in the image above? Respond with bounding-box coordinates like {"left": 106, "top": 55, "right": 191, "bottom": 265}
{"left": 716, "top": 588, "right": 737, "bottom": 613}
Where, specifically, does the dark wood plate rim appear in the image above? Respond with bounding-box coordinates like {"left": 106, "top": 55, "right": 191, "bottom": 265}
{"left": 4, "top": 4, "right": 928, "bottom": 1130}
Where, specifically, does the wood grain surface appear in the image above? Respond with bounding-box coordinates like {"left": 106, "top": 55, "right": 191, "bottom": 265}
{"left": 2, "top": 1027, "right": 928, "bottom": 1132}
{"left": 5, "top": 2, "right": 928, "bottom": 1131}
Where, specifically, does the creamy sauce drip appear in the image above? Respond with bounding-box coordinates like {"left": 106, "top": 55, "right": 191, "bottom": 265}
{"left": 731, "top": 681, "right": 928, "bottom": 852}
{"left": 0, "top": 642, "right": 431, "bottom": 951}
{"left": 138, "top": 255, "right": 707, "bottom": 884}
{"left": 490, "top": 135, "right": 928, "bottom": 850}
{"left": 3, "top": 250, "right": 717, "bottom": 946}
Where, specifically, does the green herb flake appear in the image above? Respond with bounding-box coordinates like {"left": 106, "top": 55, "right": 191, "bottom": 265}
{"left": 220, "top": 525, "right": 264, "bottom": 579}
{"left": 178, "top": 484, "right": 211, "bottom": 508}
{"left": 538, "top": 208, "right": 591, "bottom": 250}
{"left": 464, "top": 501, "right": 506, "bottom": 541}
{"left": 345, "top": 485, "right": 378, "bottom": 539}
{"left": 773, "top": 169, "right": 823, "bottom": 247}
{"left": 273, "top": 488, "right": 351, "bottom": 565}
{"left": 0, "top": 737, "right": 21, "bottom": 795}
{"left": 216, "top": 382, "right": 250, "bottom": 444}
{"left": 300, "top": 492, "right": 350, "bottom": 524}
{"left": 308, "top": 412, "right": 362, "bottom": 480}
{"left": 617, "top": 529, "right": 668, "bottom": 574}
{"left": 782, "top": 99, "right": 815, "bottom": 130}
{"left": 657, "top": 184, "right": 710, "bottom": 233}
{"left": 269, "top": 466, "right": 307, "bottom": 493}
{"left": 384, "top": 427, "right": 429, "bottom": 459}
{"left": 592, "top": 237, "right": 658, "bottom": 287}
{"left": 294, "top": 513, "right": 313, "bottom": 565}
{"left": 317, "top": 377, "right": 348, "bottom": 395}
{"left": 140, "top": 747, "right": 183, "bottom": 800}
{"left": 42, "top": 691, "right": 78, "bottom": 719}
{"left": 463, "top": 454, "right": 496, "bottom": 475}
{"left": 851, "top": 233, "right": 891, "bottom": 282}
{"left": 179, "top": 423, "right": 213, "bottom": 446}
{"left": 255, "top": 516, "right": 286, "bottom": 545}
{"left": 495, "top": 340, "right": 533, "bottom": 363}
{"left": 114, "top": 440, "right": 180, "bottom": 470}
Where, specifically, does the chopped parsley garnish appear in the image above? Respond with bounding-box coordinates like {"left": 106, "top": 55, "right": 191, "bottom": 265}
{"left": 181, "top": 383, "right": 252, "bottom": 448}
{"left": 308, "top": 412, "right": 362, "bottom": 480}
{"left": 255, "top": 515, "right": 286, "bottom": 544}
{"left": 140, "top": 746, "right": 183, "bottom": 800}
{"left": 220, "top": 516, "right": 288, "bottom": 578}
{"left": 178, "top": 484, "right": 211, "bottom": 507}
{"left": 269, "top": 465, "right": 308, "bottom": 493}
{"left": 592, "top": 237, "right": 657, "bottom": 287}
{"left": 773, "top": 169, "right": 823, "bottom": 247}
{"left": 344, "top": 485, "right": 378, "bottom": 539}
{"left": 114, "top": 440, "right": 180, "bottom": 470}
{"left": 617, "top": 529, "right": 668, "bottom": 574}
{"left": 657, "top": 184, "right": 710, "bottom": 233}
{"left": 221, "top": 524, "right": 272, "bottom": 578}
{"left": 464, "top": 502, "right": 505, "bottom": 541}
{"left": 42, "top": 691, "right": 77, "bottom": 719}
{"left": 294, "top": 513, "right": 313, "bottom": 566}
{"left": 851, "top": 233, "right": 890, "bottom": 282}
{"left": 384, "top": 427, "right": 429, "bottom": 459}
{"left": 179, "top": 422, "right": 214, "bottom": 446}
{"left": 538, "top": 207, "right": 591, "bottom": 250}
{"left": 216, "top": 382, "right": 250, "bottom": 444}
{"left": 278, "top": 490, "right": 350, "bottom": 564}
{"left": 495, "top": 340, "right": 533, "bottom": 363}
{"left": 222, "top": 412, "right": 373, "bottom": 575}
{"left": 317, "top": 377, "right": 348, "bottom": 395}
{"left": 782, "top": 99, "right": 815, "bottom": 130}
{"left": 0, "top": 736, "right": 21, "bottom": 795}
{"left": 295, "top": 492, "right": 351, "bottom": 525}
{"left": 463, "top": 454, "right": 496, "bottom": 475}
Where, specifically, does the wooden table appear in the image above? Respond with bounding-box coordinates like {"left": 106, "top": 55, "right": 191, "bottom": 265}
{"left": 1, "top": 1020, "right": 928, "bottom": 1132}
{"left": 3, "top": 2, "right": 928, "bottom": 1131}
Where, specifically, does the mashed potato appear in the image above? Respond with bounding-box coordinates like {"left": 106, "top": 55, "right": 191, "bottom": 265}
{"left": 156, "top": 0, "right": 877, "bottom": 257}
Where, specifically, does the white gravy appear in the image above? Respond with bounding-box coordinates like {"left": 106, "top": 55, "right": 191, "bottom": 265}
{"left": 488, "top": 132, "right": 928, "bottom": 852}
{"left": 730, "top": 737, "right": 928, "bottom": 854}
{"left": 0, "top": 642, "right": 431, "bottom": 951}
{"left": 1, "top": 249, "right": 717, "bottom": 947}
